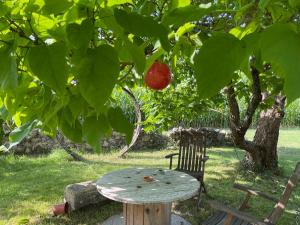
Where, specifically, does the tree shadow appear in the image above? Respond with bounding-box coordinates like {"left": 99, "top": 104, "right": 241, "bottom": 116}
{"left": 1, "top": 146, "right": 299, "bottom": 225}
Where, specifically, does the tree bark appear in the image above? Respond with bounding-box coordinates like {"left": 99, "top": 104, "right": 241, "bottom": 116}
{"left": 245, "top": 96, "right": 285, "bottom": 170}
{"left": 119, "top": 86, "right": 142, "bottom": 157}
{"left": 226, "top": 66, "right": 285, "bottom": 171}
{"left": 56, "top": 132, "right": 86, "bottom": 162}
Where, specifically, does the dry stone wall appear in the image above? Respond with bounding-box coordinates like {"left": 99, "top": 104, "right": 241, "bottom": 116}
{"left": 6, "top": 127, "right": 232, "bottom": 155}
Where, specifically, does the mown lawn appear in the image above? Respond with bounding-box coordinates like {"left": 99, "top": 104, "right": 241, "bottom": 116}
{"left": 0, "top": 129, "right": 299, "bottom": 225}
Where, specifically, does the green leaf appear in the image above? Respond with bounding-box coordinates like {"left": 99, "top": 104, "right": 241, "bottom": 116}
{"left": 104, "top": 0, "right": 133, "bottom": 6}
{"left": 0, "top": 2, "right": 9, "bottom": 17}
{"left": 77, "top": 45, "right": 119, "bottom": 112}
{"left": 289, "top": 0, "right": 300, "bottom": 8}
{"left": 27, "top": 42, "right": 68, "bottom": 94}
{"left": 43, "top": 0, "right": 72, "bottom": 14}
{"left": 258, "top": 0, "right": 271, "bottom": 10}
{"left": 82, "top": 115, "right": 110, "bottom": 151}
{"left": 42, "top": 94, "right": 69, "bottom": 126}
{"left": 139, "top": 0, "right": 156, "bottom": 16}
{"left": 68, "top": 94, "right": 87, "bottom": 118}
{"left": 108, "top": 107, "right": 134, "bottom": 144}
{"left": 145, "top": 47, "right": 165, "bottom": 72}
{"left": 99, "top": 8, "right": 123, "bottom": 35}
{"left": 260, "top": 24, "right": 300, "bottom": 102}
{"left": 66, "top": 19, "right": 94, "bottom": 49}
{"left": 74, "top": 0, "right": 96, "bottom": 8}
{"left": 229, "top": 21, "right": 258, "bottom": 40}
{"left": 0, "top": 46, "right": 17, "bottom": 91}
{"left": 32, "top": 13, "right": 55, "bottom": 36}
{"left": 176, "top": 23, "right": 195, "bottom": 37}
{"left": 267, "top": 3, "right": 293, "bottom": 22}
{"left": 59, "top": 116, "right": 82, "bottom": 143}
{"left": 126, "top": 41, "right": 146, "bottom": 74}
{"left": 114, "top": 9, "right": 170, "bottom": 51}
{"left": 171, "top": 0, "right": 190, "bottom": 9}
{"left": 194, "top": 33, "right": 246, "bottom": 98}
{"left": 8, "top": 120, "right": 37, "bottom": 149}
{"left": 162, "top": 5, "right": 211, "bottom": 27}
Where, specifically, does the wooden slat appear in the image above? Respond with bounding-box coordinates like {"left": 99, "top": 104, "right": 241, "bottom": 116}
{"left": 233, "top": 184, "right": 278, "bottom": 203}
{"left": 134, "top": 204, "right": 144, "bottom": 225}
{"left": 187, "top": 138, "right": 193, "bottom": 171}
{"left": 202, "top": 211, "right": 226, "bottom": 225}
{"left": 101, "top": 213, "right": 191, "bottom": 225}
{"left": 240, "top": 220, "right": 251, "bottom": 225}
{"left": 143, "top": 203, "right": 171, "bottom": 225}
{"left": 199, "top": 136, "right": 204, "bottom": 173}
{"left": 194, "top": 139, "right": 200, "bottom": 173}
{"left": 180, "top": 138, "right": 186, "bottom": 170}
{"left": 126, "top": 204, "right": 134, "bottom": 225}
{"left": 123, "top": 203, "right": 127, "bottom": 224}
{"left": 184, "top": 137, "right": 190, "bottom": 170}
{"left": 191, "top": 139, "right": 196, "bottom": 172}
{"left": 208, "top": 201, "right": 268, "bottom": 225}
{"left": 177, "top": 135, "right": 182, "bottom": 169}
{"left": 231, "top": 217, "right": 243, "bottom": 225}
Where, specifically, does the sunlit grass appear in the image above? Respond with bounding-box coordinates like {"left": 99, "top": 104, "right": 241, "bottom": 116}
{"left": 0, "top": 129, "right": 299, "bottom": 225}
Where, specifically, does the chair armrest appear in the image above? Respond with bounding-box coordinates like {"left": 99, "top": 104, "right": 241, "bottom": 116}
{"left": 208, "top": 200, "right": 273, "bottom": 225}
{"left": 201, "top": 156, "right": 209, "bottom": 162}
{"left": 233, "top": 184, "right": 278, "bottom": 203}
{"left": 165, "top": 153, "right": 179, "bottom": 159}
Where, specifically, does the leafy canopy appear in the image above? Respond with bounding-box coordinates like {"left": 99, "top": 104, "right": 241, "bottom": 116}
{"left": 1, "top": 0, "right": 300, "bottom": 150}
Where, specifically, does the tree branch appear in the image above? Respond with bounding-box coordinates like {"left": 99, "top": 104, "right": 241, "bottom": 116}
{"left": 27, "top": 16, "right": 43, "bottom": 45}
{"left": 118, "top": 65, "right": 134, "bottom": 82}
{"left": 7, "top": 18, "right": 43, "bottom": 45}
{"left": 240, "top": 66, "right": 262, "bottom": 134}
{"left": 225, "top": 83, "right": 241, "bottom": 131}
{"left": 226, "top": 66, "right": 263, "bottom": 153}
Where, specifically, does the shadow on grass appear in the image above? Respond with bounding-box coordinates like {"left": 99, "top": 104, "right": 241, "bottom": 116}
{"left": 1, "top": 144, "right": 300, "bottom": 225}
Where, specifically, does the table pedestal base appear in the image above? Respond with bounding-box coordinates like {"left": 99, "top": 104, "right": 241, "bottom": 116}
{"left": 101, "top": 213, "right": 191, "bottom": 225}
{"left": 123, "top": 203, "right": 171, "bottom": 225}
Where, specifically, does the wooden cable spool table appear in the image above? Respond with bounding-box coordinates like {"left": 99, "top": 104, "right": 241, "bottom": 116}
{"left": 97, "top": 168, "right": 200, "bottom": 225}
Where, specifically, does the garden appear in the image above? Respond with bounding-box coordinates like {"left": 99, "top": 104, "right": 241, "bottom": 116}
{"left": 0, "top": 0, "right": 300, "bottom": 225}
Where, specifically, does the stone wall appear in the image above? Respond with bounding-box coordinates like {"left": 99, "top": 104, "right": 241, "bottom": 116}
{"left": 9, "top": 129, "right": 169, "bottom": 155}
{"left": 169, "top": 127, "right": 233, "bottom": 147}
{"left": 7, "top": 127, "right": 231, "bottom": 155}
{"left": 101, "top": 130, "right": 169, "bottom": 150}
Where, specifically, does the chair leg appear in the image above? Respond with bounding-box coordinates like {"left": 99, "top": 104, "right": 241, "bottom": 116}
{"left": 197, "top": 181, "right": 206, "bottom": 209}
{"left": 201, "top": 180, "right": 207, "bottom": 194}
{"left": 197, "top": 180, "right": 210, "bottom": 209}
{"left": 197, "top": 189, "right": 203, "bottom": 209}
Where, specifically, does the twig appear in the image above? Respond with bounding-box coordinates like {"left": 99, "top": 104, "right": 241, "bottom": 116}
{"left": 27, "top": 16, "right": 42, "bottom": 45}
{"left": 118, "top": 65, "right": 134, "bottom": 82}
{"left": 0, "top": 40, "right": 10, "bottom": 45}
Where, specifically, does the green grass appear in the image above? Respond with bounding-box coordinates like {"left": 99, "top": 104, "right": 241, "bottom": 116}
{"left": 0, "top": 129, "right": 300, "bottom": 225}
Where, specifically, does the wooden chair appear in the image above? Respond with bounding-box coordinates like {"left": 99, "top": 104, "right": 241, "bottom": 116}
{"left": 202, "top": 162, "right": 300, "bottom": 225}
{"left": 165, "top": 129, "right": 209, "bottom": 196}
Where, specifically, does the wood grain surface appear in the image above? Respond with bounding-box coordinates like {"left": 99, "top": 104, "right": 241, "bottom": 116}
{"left": 96, "top": 168, "right": 200, "bottom": 204}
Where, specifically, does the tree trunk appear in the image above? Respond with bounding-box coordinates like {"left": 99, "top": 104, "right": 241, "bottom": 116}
{"left": 244, "top": 96, "right": 285, "bottom": 170}
{"left": 226, "top": 64, "right": 285, "bottom": 172}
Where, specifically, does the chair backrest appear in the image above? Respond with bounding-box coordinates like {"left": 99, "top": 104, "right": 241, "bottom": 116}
{"left": 176, "top": 129, "right": 207, "bottom": 173}
{"left": 266, "top": 162, "right": 300, "bottom": 224}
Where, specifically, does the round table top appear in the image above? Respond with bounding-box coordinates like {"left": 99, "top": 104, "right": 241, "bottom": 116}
{"left": 96, "top": 168, "right": 200, "bottom": 204}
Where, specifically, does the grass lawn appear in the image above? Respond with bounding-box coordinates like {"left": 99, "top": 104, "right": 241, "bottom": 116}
{"left": 0, "top": 129, "right": 300, "bottom": 225}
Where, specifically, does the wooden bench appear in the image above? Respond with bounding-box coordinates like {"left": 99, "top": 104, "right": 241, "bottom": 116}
{"left": 64, "top": 180, "right": 110, "bottom": 212}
